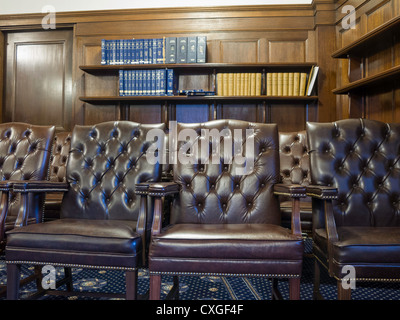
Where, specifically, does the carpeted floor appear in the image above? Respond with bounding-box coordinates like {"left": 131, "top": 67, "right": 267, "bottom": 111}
{"left": 0, "top": 239, "right": 399, "bottom": 300}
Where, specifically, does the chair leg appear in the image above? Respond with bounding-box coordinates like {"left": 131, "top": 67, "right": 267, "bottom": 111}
{"left": 337, "top": 280, "right": 351, "bottom": 300}
{"left": 150, "top": 274, "right": 161, "bottom": 300}
{"left": 313, "top": 260, "right": 323, "bottom": 300}
{"left": 125, "top": 270, "right": 138, "bottom": 300}
{"left": 289, "top": 278, "right": 300, "bottom": 300}
{"left": 7, "top": 264, "right": 21, "bottom": 300}
{"left": 64, "top": 267, "right": 74, "bottom": 291}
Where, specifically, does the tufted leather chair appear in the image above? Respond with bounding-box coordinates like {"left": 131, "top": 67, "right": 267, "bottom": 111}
{"left": 306, "top": 118, "right": 400, "bottom": 300}
{"left": 43, "top": 132, "right": 72, "bottom": 222}
{"left": 279, "top": 131, "right": 312, "bottom": 234}
{"left": 0, "top": 122, "right": 55, "bottom": 249}
{"left": 143, "top": 119, "right": 306, "bottom": 300}
{"left": 5, "top": 121, "right": 165, "bottom": 300}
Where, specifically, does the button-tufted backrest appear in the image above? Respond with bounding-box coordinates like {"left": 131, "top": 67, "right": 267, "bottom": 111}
{"left": 279, "top": 131, "right": 310, "bottom": 186}
{"left": 0, "top": 122, "right": 55, "bottom": 221}
{"left": 307, "top": 118, "right": 400, "bottom": 228}
{"left": 61, "top": 121, "right": 165, "bottom": 221}
{"left": 169, "top": 119, "right": 281, "bottom": 225}
{"left": 49, "top": 132, "right": 72, "bottom": 183}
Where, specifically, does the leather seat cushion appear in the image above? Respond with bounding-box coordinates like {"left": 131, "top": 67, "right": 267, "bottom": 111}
{"left": 6, "top": 219, "right": 142, "bottom": 269}
{"left": 7, "top": 218, "right": 141, "bottom": 254}
{"left": 314, "top": 226, "right": 400, "bottom": 264}
{"left": 151, "top": 223, "right": 303, "bottom": 260}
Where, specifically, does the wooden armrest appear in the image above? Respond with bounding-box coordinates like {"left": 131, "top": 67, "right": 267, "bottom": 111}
{"left": 148, "top": 182, "right": 180, "bottom": 197}
{"left": 306, "top": 185, "right": 338, "bottom": 200}
{"left": 12, "top": 181, "right": 69, "bottom": 193}
{"left": 274, "top": 183, "right": 306, "bottom": 198}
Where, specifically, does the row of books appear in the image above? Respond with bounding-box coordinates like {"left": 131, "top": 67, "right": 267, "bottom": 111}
{"left": 118, "top": 69, "right": 175, "bottom": 96}
{"left": 216, "top": 73, "right": 263, "bottom": 96}
{"left": 266, "top": 67, "right": 319, "bottom": 96}
{"left": 101, "top": 36, "right": 207, "bottom": 65}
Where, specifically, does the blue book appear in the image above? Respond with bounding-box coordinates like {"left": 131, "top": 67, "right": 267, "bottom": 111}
{"left": 166, "top": 69, "right": 175, "bottom": 96}
{"left": 197, "top": 36, "right": 207, "bottom": 63}
{"left": 159, "top": 69, "right": 166, "bottom": 95}
{"left": 156, "top": 38, "right": 164, "bottom": 64}
{"left": 133, "top": 39, "right": 140, "bottom": 64}
{"left": 126, "top": 40, "right": 132, "bottom": 64}
{"left": 101, "top": 39, "right": 106, "bottom": 65}
{"left": 151, "top": 70, "right": 156, "bottom": 96}
{"left": 115, "top": 40, "right": 121, "bottom": 64}
{"left": 131, "top": 70, "right": 137, "bottom": 96}
{"left": 165, "top": 37, "right": 177, "bottom": 64}
{"left": 177, "top": 37, "right": 188, "bottom": 63}
{"left": 187, "top": 37, "right": 197, "bottom": 63}
{"left": 151, "top": 39, "right": 157, "bottom": 64}
{"left": 138, "top": 70, "right": 143, "bottom": 96}
{"left": 138, "top": 39, "right": 144, "bottom": 64}
{"left": 143, "top": 39, "right": 149, "bottom": 64}
{"left": 110, "top": 40, "right": 116, "bottom": 65}
{"left": 119, "top": 70, "right": 124, "bottom": 96}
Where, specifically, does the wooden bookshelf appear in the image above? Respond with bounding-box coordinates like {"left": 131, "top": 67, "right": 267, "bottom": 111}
{"left": 332, "top": 15, "right": 400, "bottom": 59}
{"left": 79, "top": 62, "right": 318, "bottom": 103}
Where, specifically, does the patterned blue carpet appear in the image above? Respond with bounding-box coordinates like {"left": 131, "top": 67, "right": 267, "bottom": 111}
{"left": 1, "top": 239, "right": 399, "bottom": 301}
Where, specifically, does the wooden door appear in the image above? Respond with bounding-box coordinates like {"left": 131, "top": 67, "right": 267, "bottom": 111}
{"left": 4, "top": 29, "right": 73, "bottom": 131}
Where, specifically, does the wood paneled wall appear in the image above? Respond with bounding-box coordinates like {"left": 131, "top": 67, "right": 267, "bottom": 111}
{"left": 0, "top": 1, "right": 338, "bottom": 131}
{"left": 335, "top": 0, "right": 400, "bottom": 122}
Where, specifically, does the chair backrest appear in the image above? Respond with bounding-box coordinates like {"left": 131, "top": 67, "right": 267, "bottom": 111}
{"left": 60, "top": 121, "right": 165, "bottom": 221}
{"left": 307, "top": 118, "right": 400, "bottom": 228}
{"left": 279, "top": 130, "right": 310, "bottom": 186}
{"left": 49, "top": 132, "right": 72, "bottom": 183}
{"left": 0, "top": 122, "right": 55, "bottom": 221}
{"left": 169, "top": 119, "right": 281, "bottom": 225}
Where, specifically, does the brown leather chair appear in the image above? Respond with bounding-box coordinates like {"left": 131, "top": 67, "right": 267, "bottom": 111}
{"left": 43, "top": 131, "right": 72, "bottom": 222}
{"left": 0, "top": 122, "right": 55, "bottom": 249}
{"left": 306, "top": 118, "right": 400, "bottom": 300}
{"left": 144, "top": 120, "right": 306, "bottom": 300}
{"left": 5, "top": 121, "right": 165, "bottom": 300}
{"left": 279, "top": 131, "right": 312, "bottom": 235}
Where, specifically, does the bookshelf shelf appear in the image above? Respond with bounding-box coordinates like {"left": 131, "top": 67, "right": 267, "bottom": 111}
{"left": 79, "top": 95, "right": 318, "bottom": 105}
{"left": 332, "top": 16, "right": 400, "bottom": 59}
{"left": 333, "top": 65, "right": 400, "bottom": 94}
{"left": 80, "top": 62, "right": 317, "bottom": 75}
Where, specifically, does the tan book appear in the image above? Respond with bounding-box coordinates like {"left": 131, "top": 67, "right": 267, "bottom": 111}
{"left": 277, "top": 72, "right": 283, "bottom": 96}
{"left": 288, "top": 73, "right": 294, "bottom": 96}
{"left": 223, "top": 73, "right": 229, "bottom": 96}
{"left": 266, "top": 73, "right": 272, "bottom": 96}
{"left": 283, "top": 73, "right": 289, "bottom": 96}
{"left": 250, "top": 73, "right": 256, "bottom": 96}
{"left": 233, "top": 73, "right": 237, "bottom": 96}
{"left": 256, "top": 73, "right": 261, "bottom": 96}
{"left": 217, "top": 73, "right": 223, "bottom": 96}
{"left": 293, "top": 72, "right": 300, "bottom": 96}
{"left": 244, "top": 73, "right": 249, "bottom": 95}
{"left": 272, "top": 73, "right": 278, "bottom": 96}
{"left": 240, "top": 73, "right": 245, "bottom": 96}
{"left": 228, "top": 73, "right": 234, "bottom": 96}
{"left": 300, "top": 72, "right": 307, "bottom": 96}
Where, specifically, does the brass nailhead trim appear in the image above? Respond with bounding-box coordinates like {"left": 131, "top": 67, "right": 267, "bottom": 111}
{"left": 150, "top": 271, "right": 300, "bottom": 278}
{"left": 6, "top": 260, "right": 137, "bottom": 271}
